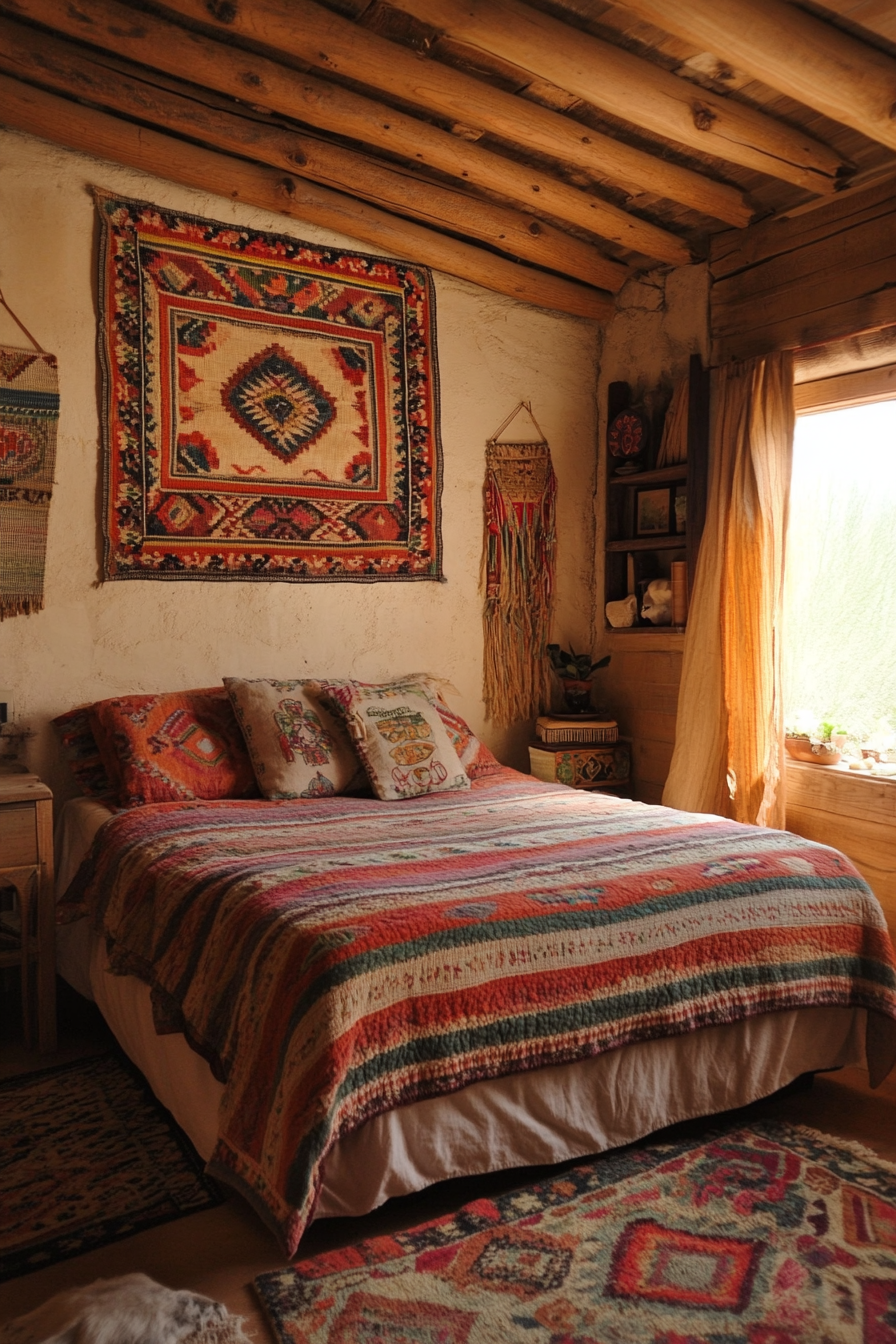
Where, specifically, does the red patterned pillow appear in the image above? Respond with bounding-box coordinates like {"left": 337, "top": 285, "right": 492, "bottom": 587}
{"left": 90, "top": 688, "right": 257, "bottom": 807}
{"left": 52, "top": 705, "right": 116, "bottom": 800}
{"left": 435, "top": 703, "right": 504, "bottom": 781}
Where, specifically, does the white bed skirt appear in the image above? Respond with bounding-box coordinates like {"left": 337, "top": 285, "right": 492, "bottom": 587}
{"left": 56, "top": 797, "right": 867, "bottom": 1222}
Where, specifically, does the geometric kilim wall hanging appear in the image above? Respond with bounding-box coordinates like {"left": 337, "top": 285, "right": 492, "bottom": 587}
{"left": 0, "top": 337, "right": 59, "bottom": 620}
{"left": 482, "top": 402, "right": 556, "bottom": 725}
{"left": 95, "top": 191, "right": 442, "bottom": 582}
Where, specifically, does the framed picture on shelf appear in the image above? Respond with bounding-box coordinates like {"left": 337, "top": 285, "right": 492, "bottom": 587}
{"left": 635, "top": 487, "right": 670, "bottom": 536}
{"left": 674, "top": 486, "right": 687, "bottom": 534}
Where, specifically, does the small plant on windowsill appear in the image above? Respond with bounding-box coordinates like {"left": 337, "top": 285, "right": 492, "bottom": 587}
{"left": 547, "top": 644, "right": 611, "bottom": 714}
{"left": 784, "top": 713, "right": 845, "bottom": 767}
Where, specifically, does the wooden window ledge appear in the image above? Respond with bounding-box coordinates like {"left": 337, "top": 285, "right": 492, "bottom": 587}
{"left": 785, "top": 758, "right": 896, "bottom": 940}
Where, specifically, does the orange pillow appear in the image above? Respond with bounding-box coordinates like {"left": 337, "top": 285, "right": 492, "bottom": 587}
{"left": 90, "top": 688, "right": 257, "bottom": 807}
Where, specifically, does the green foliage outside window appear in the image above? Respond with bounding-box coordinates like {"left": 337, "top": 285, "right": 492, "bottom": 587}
{"left": 782, "top": 398, "right": 896, "bottom": 758}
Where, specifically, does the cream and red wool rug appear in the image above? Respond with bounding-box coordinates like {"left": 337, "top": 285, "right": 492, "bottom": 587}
{"left": 0, "top": 1053, "right": 223, "bottom": 1281}
{"left": 255, "top": 1121, "right": 896, "bottom": 1343}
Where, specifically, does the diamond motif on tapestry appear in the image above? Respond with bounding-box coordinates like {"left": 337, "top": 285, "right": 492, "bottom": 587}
{"left": 605, "top": 1218, "right": 763, "bottom": 1312}
{"left": 148, "top": 493, "right": 223, "bottom": 537}
{"left": 222, "top": 344, "right": 336, "bottom": 462}
{"left": 243, "top": 498, "right": 324, "bottom": 541}
{"left": 345, "top": 502, "right": 405, "bottom": 542}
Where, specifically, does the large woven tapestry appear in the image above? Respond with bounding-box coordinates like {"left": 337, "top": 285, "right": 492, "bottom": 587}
{"left": 95, "top": 192, "right": 442, "bottom": 582}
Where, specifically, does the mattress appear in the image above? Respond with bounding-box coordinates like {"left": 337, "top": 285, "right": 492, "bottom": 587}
{"left": 55, "top": 795, "right": 870, "bottom": 1223}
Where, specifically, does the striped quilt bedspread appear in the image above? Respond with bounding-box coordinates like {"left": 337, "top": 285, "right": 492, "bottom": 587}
{"left": 62, "top": 768, "right": 896, "bottom": 1254}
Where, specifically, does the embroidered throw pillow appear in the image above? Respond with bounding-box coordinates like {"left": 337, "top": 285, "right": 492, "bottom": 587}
{"left": 52, "top": 705, "right": 117, "bottom": 800}
{"left": 90, "top": 688, "right": 257, "bottom": 808}
{"left": 318, "top": 678, "right": 471, "bottom": 801}
{"left": 223, "top": 678, "right": 365, "bottom": 799}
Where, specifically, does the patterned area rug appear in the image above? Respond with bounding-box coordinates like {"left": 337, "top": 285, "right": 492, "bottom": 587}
{"left": 95, "top": 191, "right": 442, "bottom": 583}
{"left": 255, "top": 1121, "right": 896, "bottom": 1343}
{"left": 0, "top": 1053, "right": 223, "bottom": 1281}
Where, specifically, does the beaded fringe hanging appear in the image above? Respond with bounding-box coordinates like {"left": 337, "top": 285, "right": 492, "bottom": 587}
{"left": 481, "top": 404, "right": 556, "bottom": 725}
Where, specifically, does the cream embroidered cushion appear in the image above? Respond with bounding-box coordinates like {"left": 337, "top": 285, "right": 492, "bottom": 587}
{"left": 223, "top": 678, "right": 365, "bottom": 799}
{"left": 317, "top": 678, "right": 471, "bottom": 801}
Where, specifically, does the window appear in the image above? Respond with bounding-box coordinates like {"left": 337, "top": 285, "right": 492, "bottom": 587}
{"left": 782, "top": 377, "right": 896, "bottom": 769}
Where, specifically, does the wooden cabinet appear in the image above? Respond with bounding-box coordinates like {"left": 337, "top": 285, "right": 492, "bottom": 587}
{"left": 604, "top": 353, "right": 709, "bottom": 631}
{"left": 0, "top": 774, "right": 56, "bottom": 1051}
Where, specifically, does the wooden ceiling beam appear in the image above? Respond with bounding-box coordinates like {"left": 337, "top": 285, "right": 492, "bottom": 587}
{"left": 371, "top": 0, "right": 850, "bottom": 191}
{"left": 9, "top": 0, "right": 690, "bottom": 265}
{"left": 615, "top": 0, "right": 896, "bottom": 153}
{"left": 0, "top": 18, "right": 628, "bottom": 292}
{"left": 0, "top": 76, "right": 614, "bottom": 319}
{"left": 149, "top": 0, "right": 752, "bottom": 227}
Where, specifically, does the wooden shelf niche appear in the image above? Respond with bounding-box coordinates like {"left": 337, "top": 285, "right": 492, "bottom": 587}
{"left": 604, "top": 353, "right": 709, "bottom": 633}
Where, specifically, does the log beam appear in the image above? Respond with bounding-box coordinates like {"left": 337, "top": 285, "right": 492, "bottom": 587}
{"left": 142, "top": 0, "right": 752, "bottom": 226}
{"left": 0, "top": 18, "right": 628, "bottom": 291}
{"left": 346, "top": 0, "right": 849, "bottom": 190}
{"left": 0, "top": 75, "right": 613, "bottom": 319}
{"left": 9, "top": 0, "right": 690, "bottom": 264}
{"left": 613, "top": 0, "right": 896, "bottom": 153}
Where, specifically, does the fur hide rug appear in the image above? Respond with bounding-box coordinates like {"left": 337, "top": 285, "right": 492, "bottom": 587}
{"left": 0, "top": 1273, "right": 251, "bottom": 1344}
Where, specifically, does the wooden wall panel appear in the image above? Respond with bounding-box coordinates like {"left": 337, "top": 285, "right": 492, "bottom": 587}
{"left": 710, "top": 178, "right": 896, "bottom": 364}
{"left": 785, "top": 761, "right": 896, "bottom": 942}
{"left": 601, "top": 645, "right": 682, "bottom": 803}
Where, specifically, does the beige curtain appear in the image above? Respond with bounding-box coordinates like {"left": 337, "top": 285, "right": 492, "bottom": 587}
{"left": 663, "top": 351, "right": 794, "bottom": 827}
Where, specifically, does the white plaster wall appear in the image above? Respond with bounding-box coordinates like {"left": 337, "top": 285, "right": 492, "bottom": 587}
{"left": 0, "top": 129, "right": 601, "bottom": 800}
{"left": 592, "top": 265, "right": 710, "bottom": 654}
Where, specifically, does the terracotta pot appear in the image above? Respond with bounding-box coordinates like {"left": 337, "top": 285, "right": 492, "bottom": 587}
{"left": 785, "top": 735, "right": 841, "bottom": 766}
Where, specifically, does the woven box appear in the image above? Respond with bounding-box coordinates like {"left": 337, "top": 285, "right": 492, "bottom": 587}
{"left": 528, "top": 740, "right": 631, "bottom": 790}
{"left": 535, "top": 716, "right": 618, "bottom": 745}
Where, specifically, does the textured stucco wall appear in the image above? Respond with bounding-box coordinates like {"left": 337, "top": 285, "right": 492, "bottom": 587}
{"left": 0, "top": 129, "right": 601, "bottom": 800}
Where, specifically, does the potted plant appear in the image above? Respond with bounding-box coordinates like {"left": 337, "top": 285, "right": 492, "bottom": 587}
{"left": 547, "top": 644, "right": 611, "bottom": 713}
{"left": 784, "top": 714, "right": 844, "bottom": 766}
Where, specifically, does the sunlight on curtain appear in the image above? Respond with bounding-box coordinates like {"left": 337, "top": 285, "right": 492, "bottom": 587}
{"left": 663, "top": 352, "right": 794, "bottom": 826}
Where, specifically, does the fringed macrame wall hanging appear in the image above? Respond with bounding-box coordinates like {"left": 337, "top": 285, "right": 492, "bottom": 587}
{"left": 0, "top": 288, "right": 58, "bottom": 619}
{"left": 482, "top": 403, "right": 556, "bottom": 725}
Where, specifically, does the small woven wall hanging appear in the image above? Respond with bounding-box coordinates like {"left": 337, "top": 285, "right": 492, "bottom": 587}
{"left": 0, "top": 289, "right": 58, "bottom": 619}
{"left": 482, "top": 403, "right": 556, "bottom": 725}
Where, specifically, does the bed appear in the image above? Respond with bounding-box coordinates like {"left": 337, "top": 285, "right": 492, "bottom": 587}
{"left": 55, "top": 745, "right": 896, "bottom": 1257}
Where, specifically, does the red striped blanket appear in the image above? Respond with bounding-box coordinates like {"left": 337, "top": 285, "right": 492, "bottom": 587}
{"left": 62, "top": 769, "right": 896, "bottom": 1254}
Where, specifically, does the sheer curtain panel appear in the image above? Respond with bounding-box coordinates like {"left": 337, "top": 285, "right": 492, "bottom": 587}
{"left": 663, "top": 352, "right": 794, "bottom": 828}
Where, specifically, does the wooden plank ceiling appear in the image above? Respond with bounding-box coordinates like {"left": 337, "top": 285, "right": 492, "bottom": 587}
{"left": 1, "top": 0, "right": 895, "bottom": 318}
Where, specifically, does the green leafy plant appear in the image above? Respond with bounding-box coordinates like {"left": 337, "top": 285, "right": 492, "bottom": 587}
{"left": 547, "top": 644, "right": 611, "bottom": 681}
{"left": 784, "top": 712, "right": 846, "bottom": 743}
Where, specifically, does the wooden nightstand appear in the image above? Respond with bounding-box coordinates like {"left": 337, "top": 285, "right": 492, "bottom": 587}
{"left": 0, "top": 774, "right": 56, "bottom": 1051}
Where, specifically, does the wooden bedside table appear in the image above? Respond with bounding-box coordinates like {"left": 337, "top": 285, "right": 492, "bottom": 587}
{"left": 0, "top": 773, "right": 56, "bottom": 1051}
